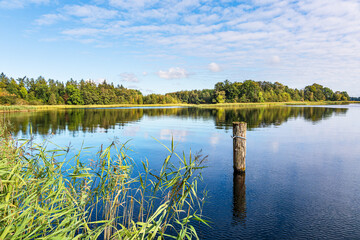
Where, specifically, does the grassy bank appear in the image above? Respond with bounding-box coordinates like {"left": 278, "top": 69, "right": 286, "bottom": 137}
{"left": 0, "top": 122, "right": 207, "bottom": 239}
{"left": 0, "top": 104, "right": 189, "bottom": 112}
{"left": 0, "top": 101, "right": 357, "bottom": 113}
{"left": 0, "top": 105, "right": 38, "bottom": 112}
{"left": 195, "top": 101, "right": 357, "bottom": 108}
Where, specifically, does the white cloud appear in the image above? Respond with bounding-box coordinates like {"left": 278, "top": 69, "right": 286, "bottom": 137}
{"left": 270, "top": 55, "right": 280, "bottom": 64}
{"left": 145, "top": 89, "right": 154, "bottom": 93}
{"left": 0, "top": 0, "right": 49, "bottom": 8}
{"left": 120, "top": 73, "right": 139, "bottom": 82}
{"left": 35, "top": 4, "right": 118, "bottom": 26}
{"left": 62, "top": 28, "right": 103, "bottom": 37}
{"left": 32, "top": 0, "right": 360, "bottom": 94}
{"left": 208, "top": 62, "right": 222, "bottom": 72}
{"left": 35, "top": 14, "right": 66, "bottom": 26}
{"left": 92, "top": 78, "right": 107, "bottom": 84}
{"left": 63, "top": 5, "right": 118, "bottom": 23}
{"left": 109, "top": 0, "right": 157, "bottom": 9}
{"left": 158, "top": 67, "right": 188, "bottom": 79}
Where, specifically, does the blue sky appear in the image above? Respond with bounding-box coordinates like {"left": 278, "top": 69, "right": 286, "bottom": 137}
{"left": 0, "top": 0, "right": 360, "bottom": 95}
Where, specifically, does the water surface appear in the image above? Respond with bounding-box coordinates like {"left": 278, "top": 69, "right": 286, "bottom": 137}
{"left": 4, "top": 105, "right": 360, "bottom": 239}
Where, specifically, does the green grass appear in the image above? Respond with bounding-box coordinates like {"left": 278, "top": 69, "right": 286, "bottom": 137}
{"left": 194, "top": 101, "right": 356, "bottom": 108}
{"left": 283, "top": 101, "right": 355, "bottom": 105}
{"left": 0, "top": 101, "right": 357, "bottom": 113}
{"left": 0, "top": 105, "right": 37, "bottom": 112}
{"left": 0, "top": 121, "right": 208, "bottom": 239}
{"left": 0, "top": 104, "right": 191, "bottom": 112}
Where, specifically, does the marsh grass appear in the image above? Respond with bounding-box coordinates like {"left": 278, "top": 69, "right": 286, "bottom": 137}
{"left": 0, "top": 104, "right": 189, "bottom": 113}
{"left": 0, "top": 101, "right": 356, "bottom": 113}
{"left": 0, "top": 121, "right": 208, "bottom": 239}
{"left": 196, "top": 101, "right": 354, "bottom": 108}
{"left": 0, "top": 105, "right": 37, "bottom": 112}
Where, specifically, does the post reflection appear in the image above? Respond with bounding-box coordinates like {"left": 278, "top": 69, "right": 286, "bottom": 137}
{"left": 232, "top": 172, "right": 246, "bottom": 226}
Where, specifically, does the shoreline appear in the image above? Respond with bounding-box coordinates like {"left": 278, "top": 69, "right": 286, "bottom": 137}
{"left": 0, "top": 101, "right": 358, "bottom": 113}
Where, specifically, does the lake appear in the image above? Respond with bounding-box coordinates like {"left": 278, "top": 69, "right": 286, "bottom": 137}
{"left": 4, "top": 104, "right": 360, "bottom": 239}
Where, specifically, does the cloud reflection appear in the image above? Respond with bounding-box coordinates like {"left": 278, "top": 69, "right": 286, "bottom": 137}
{"left": 160, "top": 129, "right": 188, "bottom": 142}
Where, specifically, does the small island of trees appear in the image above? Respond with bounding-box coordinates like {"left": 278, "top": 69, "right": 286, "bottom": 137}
{"left": 0, "top": 73, "right": 350, "bottom": 105}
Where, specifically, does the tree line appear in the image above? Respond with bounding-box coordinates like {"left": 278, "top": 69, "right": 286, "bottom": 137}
{"left": 168, "top": 80, "right": 349, "bottom": 103}
{"left": 0, "top": 73, "right": 350, "bottom": 105}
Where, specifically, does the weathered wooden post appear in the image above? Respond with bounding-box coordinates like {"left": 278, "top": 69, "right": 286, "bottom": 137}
{"left": 233, "top": 122, "right": 247, "bottom": 173}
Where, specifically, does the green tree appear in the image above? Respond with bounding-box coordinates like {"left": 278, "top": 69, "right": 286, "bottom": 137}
{"left": 0, "top": 73, "right": 9, "bottom": 89}
{"left": 322, "top": 87, "right": 334, "bottom": 100}
{"left": 34, "top": 77, "right": 50, "bottom": 103}
{"left": 215, "top": 91, "right": 226, "bottom": 103}
{"left": 19, "top": 87, "right": 28, "bottom": 99}
{"left": 66, "top": 84, "right": 84, "bottom": 105}
{"left": 239, "top": 80, "right": 262, "bottom": 102}
{"left": 6, "top": 78, "right": 19, "bottom": 96}
{"left": 48, "top": 93, "right": 57, "bottom": 105}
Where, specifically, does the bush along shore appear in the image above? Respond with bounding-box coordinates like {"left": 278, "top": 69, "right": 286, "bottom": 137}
{"left": 0, "top": 72, "right": 350, "bottom": 106}
{"left": 0, "top": 121, "right": 208, "bottom": 239}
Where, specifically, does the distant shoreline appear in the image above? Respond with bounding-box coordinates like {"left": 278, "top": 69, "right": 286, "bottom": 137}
{"left": 0, "top": 101, "right": 358, "bottom": 113}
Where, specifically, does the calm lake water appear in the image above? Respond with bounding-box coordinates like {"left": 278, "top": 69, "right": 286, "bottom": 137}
{"left": 4, "top": 105, "right": 360, "bottom": 239}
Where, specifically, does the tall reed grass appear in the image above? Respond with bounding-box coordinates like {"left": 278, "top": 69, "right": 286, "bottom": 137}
{"left": 0, "top": 101, "right": 355, "bottom": 113}
{"left": 0, "top": 105, "right": 37, "bottom": 112}
{"left": 0, "top": 121, "right": 207, "bottom": 239}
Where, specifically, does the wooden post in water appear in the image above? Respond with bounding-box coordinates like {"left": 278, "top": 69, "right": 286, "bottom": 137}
{"left": 233, "top": 122, "right": 247, "bottom": 173}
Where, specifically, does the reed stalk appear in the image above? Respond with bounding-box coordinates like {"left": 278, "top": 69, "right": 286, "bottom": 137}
{"left": 0, "top": 121, "right": 208, "bottom": 239}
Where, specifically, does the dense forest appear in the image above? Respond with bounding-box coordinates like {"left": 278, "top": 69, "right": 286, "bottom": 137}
{"left": 0, "top": 73, "right": 350, "bottom": 105}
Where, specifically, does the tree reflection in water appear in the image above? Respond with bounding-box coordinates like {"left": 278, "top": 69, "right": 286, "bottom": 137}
{"left": 3, "top": 106, "right": 348, "bottom": 136}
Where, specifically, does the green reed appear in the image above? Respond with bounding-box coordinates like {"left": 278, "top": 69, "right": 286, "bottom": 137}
{"left": 0, "top": 105, "right": 37, "bottom": 112}
{"left": 0, "top": 122, "right": 208, "bottom": 239}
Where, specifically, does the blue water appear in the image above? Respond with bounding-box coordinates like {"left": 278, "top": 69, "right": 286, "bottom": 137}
{"left": 4, "top": 105, "right": 360, "bottom": 239}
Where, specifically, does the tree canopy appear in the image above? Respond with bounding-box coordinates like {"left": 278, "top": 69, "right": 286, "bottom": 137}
{"left": 0, "top": 73, "right": 350, "bottom": 105}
